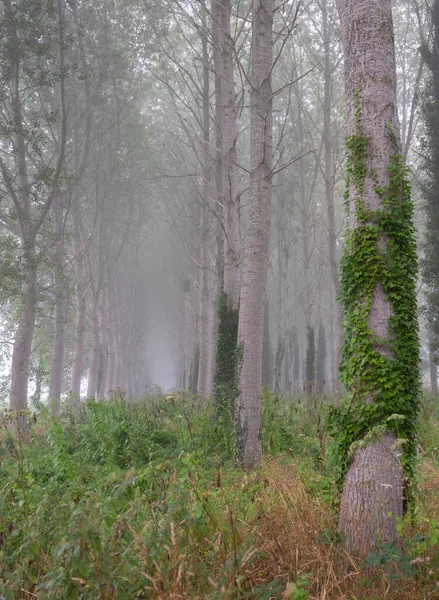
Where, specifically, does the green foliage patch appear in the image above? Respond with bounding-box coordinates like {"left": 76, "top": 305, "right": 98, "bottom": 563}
{"left": 329, "top": 111, "right": 420, "bottom": 496}
{"left": 1, "top": 394, "right": 439, "bottom": 598}
{"left": 214, "top": 291, "right": 239, "bottom": 415}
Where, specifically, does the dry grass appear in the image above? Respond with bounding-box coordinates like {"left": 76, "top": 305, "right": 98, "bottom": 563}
{"left": 4, "top": 404, "right": 439, "bottom": 600}
{"left": 137, "top": 456, "right": 439, "bottom": 599}
{"left": 236, "top": 457, "right": 439, "bottom": 600}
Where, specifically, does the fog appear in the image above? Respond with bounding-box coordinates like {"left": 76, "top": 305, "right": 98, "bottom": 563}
{"left": 0, "top": 0, "right": 436, "bottom": 411}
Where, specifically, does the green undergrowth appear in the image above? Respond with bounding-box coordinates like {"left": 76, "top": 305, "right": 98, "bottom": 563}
{"left": 0, "top": 392, "right": 439, "bottom": 599}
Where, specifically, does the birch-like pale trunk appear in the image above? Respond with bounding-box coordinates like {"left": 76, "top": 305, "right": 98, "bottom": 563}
{"left": 207, "top": 12, "right": 225, "bottom": 398}
{"left": 86, "top": 291, "right": 100, "bottom": 398}
{"left": 48, "top": 194, "right": 67, "bottom": 415}
{"left": 207, "top": 218, "right": 223, "bottom": 398}
{"left": 105, "top": 286, "right": 117, "bottom": 398}
{"left": 297, "top": 103, "right": 315, "bottom": 396}
{"left": 428, "top": 329, "right": 438, "bottom": 395}
{"left": 336, "top": 0, "right": 410, "bottom": 556}
{"left": 273, "top": 175, "right": 290, "bottom": 394}
{"left": 10, "top": 246, "right": 37, "bottom": 413}
{"left": 235, "top": 0, "right": 273, "bottom": 471}
{"left": 217, "top": 0, "right": 240, "bottom": 309}
{"left": 97, "top": 293, "right": 109, "bottom": 400}
{"left": 274, "top": 187, "right": 285, "bottom": 395}
{"left": 197, "top": 11, "right": 211, "bottom": 402}
{"left": 183, "top": 280, "right": 192, "bottom": 390}
{"left": 70, "top": 198, "right": 86, "bottom": 400}
{"left": 68, "top": 0, "right": 92, "bottom": 403}
{"left": 321, "top": 0, "right": 342, "bottom": 392}
{"left": 197, "top": 205, "right": 210, "bottom": 402}
{"left": 113, "top": 288, "right": 123, "bottom": 390}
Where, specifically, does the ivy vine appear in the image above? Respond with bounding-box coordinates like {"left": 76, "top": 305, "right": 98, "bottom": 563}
{"left": 329, "top": 106, "right": 420, "bottom": 504}
{"left": 214, "top": 291, "right": 239, "bottom": 418}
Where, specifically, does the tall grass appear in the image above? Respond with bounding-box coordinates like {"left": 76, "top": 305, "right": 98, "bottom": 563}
{"left": 0, "top": 391, "right": 438, "bottom": 599}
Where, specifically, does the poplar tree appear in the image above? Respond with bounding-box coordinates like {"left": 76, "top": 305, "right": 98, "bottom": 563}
{"left": 235, "top": 0, "right": 273, "bottom": 471}
{"left": 334, "top": 0, "right": 420, "bottom": 556}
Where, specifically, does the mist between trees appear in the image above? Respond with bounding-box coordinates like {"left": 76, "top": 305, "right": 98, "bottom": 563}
{"left": 2, "top": 0, "right": 439, "bottom": 594}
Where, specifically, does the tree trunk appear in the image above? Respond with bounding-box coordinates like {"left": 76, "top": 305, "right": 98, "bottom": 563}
{"left": 86, "top": 291, "right": 100, "bottom": 398}
{"left": 207, "top": 219, "right": 223, "bottom": 398}
{"left": 197, "top": 214, "right": 210, "bottom": 402}
{"left": 339, "top": 432, "right": 404, "bottom": 556}
{"left": 428, "top": 329, "right": 438, "bottom": 396}
{"left": 321, "top": 0, "right": 342, "bottom": 392}
{"left": 262, "top": 302, "right": 273, "bottom": 388}
{"left": 105, "top": 286, "right": 116, "bottom": 398}
{"left": 274, "top": 184, "right": 286, "bottom": 395}
{"left": 336, "top": 0, "right": 419, "bottom": 557}
{"left": 97, "top": 294, "right": 109, "bottom": 400}
{"left": 274, "top": 338, "right": 285, "bottom": 395}
{"left": 70, "top": 198, "right": 86, "bottom": 400}
{"left": 6, "top": 0, "right": 66, "bottom": 415}
{"left": 10, "top": 245, "right": 37, "bottom": 413}
{"left": 183, "top": 279, "right": 192, "bottom": 390}
{"left": 207, "top": 19, "right": 225, "bottom": 399}
{"left": 113, "top": 288, "right": 123, "bottom": 390}
{"left": 196, "top": 11, "right": 211, "bottom": 403}
{"left": 48, "top": 194, "right": 67, "bottom": 415}
{"left": 217, "top": 0, "right": 240, "bottom": 309}
{"left": 235, "top": 0, "right": 273, "bottom": 471}
{"left": 316, "top": 320, "right": 327, "bottom": 393}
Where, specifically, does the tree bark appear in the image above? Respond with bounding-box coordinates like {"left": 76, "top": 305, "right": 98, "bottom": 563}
{"left": 339, "top": 433, "right": 404, "bottom": 556}
{"left": 86, "top": 291, "right": 100, "bottom": 398}
{"left": 70, "top": 197, "right": 86, "bottom": 400}
{"left": 105, "top": 285, "right": 117, "bottom": 398}
{"left": 183, "top": 279, "right": 193, "bottom": 390}
{"left": 207, "top": 12, "right": 225, "bottom": 399}
{"left": 10, "top": 246, "right": 37, "bottom": 413}
{"left": 217, "top": 0, "right": 240, "bottom": 309}
{"left": 196, "top": 9, "right": 211, "bottom": 403}
{"left": 336, "top": 0, "right": 416, "bottom": 557}
{"left": 97, "top": 293, "right": 109, "bottom": 400}
{"left": 48, "top": 194, "right": 67, "bottom": 415}
{"left": 207, "top": 218, "right": 223, "bottom": 398}
{"left": 235, "top": 0, "right": 273, "bottom": 471}
{"left": 428, "top": 329, "right": 438, "bottom": 396}
{"left": 321, "top": 0, "right": 342, "bottom": 392}
{"left": 274, "top": 182, "right": 286, "bottom": 395}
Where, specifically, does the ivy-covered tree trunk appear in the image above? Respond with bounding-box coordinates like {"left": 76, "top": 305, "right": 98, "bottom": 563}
{"left": 212, "top": 0, "right": 240, "bottom": 406}
{"left": 207, "top": 16, "right": 225, "bottom": 399}
{"left": 335, "top": 0, "right": 420, "bottom": 557}
{"left": 235, "top": 0, "right": 273, "bottom": 471}
{"left": 189, "top": 346, "right": 200, "bottom": 396}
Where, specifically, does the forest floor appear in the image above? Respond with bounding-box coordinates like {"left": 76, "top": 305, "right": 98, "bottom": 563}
{"left": 1, "top": 392, "right": 439, "bottom": 600}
